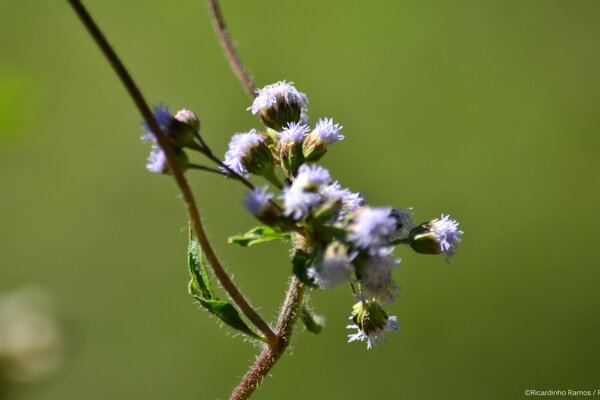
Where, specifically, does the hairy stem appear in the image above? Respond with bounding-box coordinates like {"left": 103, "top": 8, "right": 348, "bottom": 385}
{"left": 67, "top": 0, "right": 276, "bottom": 344}
{"left": 230, "top": 277, "right": 306, "bottom": 400}
{"left": 205, "top": 0, "right": 257, "bottom": 99}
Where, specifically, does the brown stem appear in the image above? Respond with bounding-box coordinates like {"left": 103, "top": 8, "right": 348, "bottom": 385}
{"left": 67, "top": 0, "right": 276, "bottom": 344}
{"left": 205, "top": 0, "right": 257, "bottom": 99}
{"left": 230, "top": 277, "right": 306, "bottom": 400}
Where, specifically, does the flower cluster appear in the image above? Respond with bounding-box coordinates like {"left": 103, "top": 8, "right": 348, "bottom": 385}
{"left": 225, "top": 81, "right": 464, "bottom": 348}
{"left": 141, "top": 81, "right": 463, "bottom": 349}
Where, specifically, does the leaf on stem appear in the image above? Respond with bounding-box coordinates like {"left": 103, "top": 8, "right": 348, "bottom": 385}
{"left": 228, "top": 226, "right": 290, "bottom": 247}
{"left": 300, "top": 306, "right": 324, "bottom": 334}
{"left": 188, "top": 234, "right": 263, "bottom": 340}
{"left": 291, "top": 249, "right": 317, "bottom": 288}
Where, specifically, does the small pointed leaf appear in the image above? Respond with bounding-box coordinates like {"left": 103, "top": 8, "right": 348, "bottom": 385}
{"left": 228, "top": 226, "right": 290, "bottom": 247}
{"left": 300, "top": 306, "right": 324, "bottom": 334}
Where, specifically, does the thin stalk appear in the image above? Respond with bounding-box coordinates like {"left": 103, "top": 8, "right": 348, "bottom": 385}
{"left": 67, "top": 0, "right": 276, "bottom": 344}
{"left": 230, "top": 277, "right": 306, "bottom": 400}
{"left": 205, "top": 0, "right": 257, "bottom": 99}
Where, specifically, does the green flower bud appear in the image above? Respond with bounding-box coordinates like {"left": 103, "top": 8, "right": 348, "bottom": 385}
{"left": 408, "top": 215, "right": 463, "bottom": 258}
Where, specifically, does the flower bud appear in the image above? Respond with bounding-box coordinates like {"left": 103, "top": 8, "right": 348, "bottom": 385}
{"left": 278, "top": 122, "right": 309, "bottom": 176}
{"left": 302, "top": 118, "right": 344, "bottom": 162}
{"left": 249, "top": 81, "right": 309, "bottom": 131}
{"left": 223, "top": 130, "right": 276, "bottom": 179}
{"left": 142, "top": 104, "right": 198, "bottom": 148}
{"left": 347, "top": 299, "right": 398, "bottom": 349}
{"left": 409, "top": 214, "right": 463, "bottom": 258}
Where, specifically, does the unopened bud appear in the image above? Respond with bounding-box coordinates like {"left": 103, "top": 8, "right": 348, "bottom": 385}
{"left": 302, "top": 118, "right": 344, "bottom": 162}
{"left": 409, "top": 214, "right": 463, "bottom": 258}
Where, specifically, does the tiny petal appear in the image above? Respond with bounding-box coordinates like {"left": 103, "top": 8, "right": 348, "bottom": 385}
{"left": 432, "top": 214, "right": 463, "bottom": 257}
{"left": 146, "top": 145, "right": 168, "bottom": 174}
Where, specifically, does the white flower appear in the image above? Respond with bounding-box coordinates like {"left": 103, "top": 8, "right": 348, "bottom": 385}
{"left": 250, "top": 81, "right": 308, "bottom": 116}
{"left": 308, "top": 243, "right": 355, "bottom": 289}
{"left": 359, "top": 250, "right": 401, "bottom": 302}
{"left": 223, "top": 129, "right": 265, "bottom": 176}
{"left": 312, "top": 118, "right": 344, "bottom": 144}
{"left": 320, "top": 182, "right": 364, "bottom": 217}
{"left": 278, "top": 122, "right": 310, "bottom": 144}
{"left": 348, "top": 207, "right": 397, "bottom": 249}
{"left": 347, "top": 315, "right": 398, "bottom": 349}
{"left": 282, "top": 164, "right": 332, "bottom": 219}
{"left": 146, "top": 145, "right": 168, "bottom": 173}
{"left": 432, "top": 214, "right": 463, "bottom": 257}
{"left": 245, "top": 187, "right": 273, "bottom": 216}
{"left": 347, "top": 300, "right": 398, "bottom": 349}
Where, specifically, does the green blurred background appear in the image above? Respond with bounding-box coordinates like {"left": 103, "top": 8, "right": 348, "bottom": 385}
{"left": 1, "top": 0, "right": 599, "bottom": 399}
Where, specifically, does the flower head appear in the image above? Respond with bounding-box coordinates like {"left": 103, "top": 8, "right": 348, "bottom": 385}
{"left": 250, "top": 81, "right": 309, "bottom": 131}
{"left": 141, "top": 104, "right": 198, "bottom": 147}
{"left": 278, "top": 122, "right": 310, "bottom": 144}
{"left": 312, "top": 118, "right": 344, "bottom": 143}
{"left": 347, "top": 207, "right": 397, "bottom": 250}
{"left": 358, "top": 249, "right": 401, "bottom": 302}
{"left": 347, "top": 299, "right": 398, "bottom": 349}
{"left": 141, "top": 104, "right": 173, "bottom": 141}
{"left": 223, "top": 130, "right": 274, "bottom": 177}
{"left": 308, "top": 242, "right": 355, "bottom": 289}
{"left": 282, "top": 164, "right": 331, "bottom": 219}
{"left": 409, "top": 214, "right": 463, "bottom": 259}
{"left": 321, "top": 182, "right": 364, "bottom": 218}
{"left": 146, "top": 145, "right": 168, "bottom": 174}
{"left": 245, "top": 186, "right": 273, "bottom": 216}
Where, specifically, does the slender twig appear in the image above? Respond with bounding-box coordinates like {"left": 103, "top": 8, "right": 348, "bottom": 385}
{"left": 67, "top": 0, "right": 276, "bottom": 344}
{"left": 205, "top": 0, "right": 257, "bottom": 99}
{"left": 188, "top": 164, "right": 227, "bottom": 175}
{"left": 230, "top": 277, "right": 306, "bottom": 400}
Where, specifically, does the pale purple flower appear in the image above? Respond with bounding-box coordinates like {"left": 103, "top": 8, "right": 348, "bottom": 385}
{"left": 347, "top": 315, "right": 398, "bottom": 350}
{"left": 141, "top": 104, "right": 173, "bottom": 141}
{"left": 312, "top": 118, "right": 344, "bottom": 144}
{"left": 245, "top": 187, "right": 273, "bottom": 216}
{"left": 320, "top": 182, "right": 364, "bottom": 215}
{"left": 348, "top": 207, "right": 397, "bottom": 249}
{"left": 146, "top": 145, "right": 167, "bottom": 174}
{"left": 282, "top": 164, "right": 332, "bottom": 219}
{"left": 359, "top": 250, "right": 401, "bottom": 302}
{"left": 250, "top": 81, "right": 308, "bottom": 115}
{"left": 278, "top": 122, "right": 310, "bottom": 144}
{"left": 432, "top": 214, "right": 463, "bottom": 258}
{"left": 282, "top": 186, "right": 320, "bottom": 220}
{"left": 307, "top": 244, "right": 356, "bottom": 289}
{"left": 223, "top": 129, "right": 265, "bottom": 176}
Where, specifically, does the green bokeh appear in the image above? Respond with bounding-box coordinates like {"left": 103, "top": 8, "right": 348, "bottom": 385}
{"left": 1, "top": 1, "right": 599, "bottom": 399}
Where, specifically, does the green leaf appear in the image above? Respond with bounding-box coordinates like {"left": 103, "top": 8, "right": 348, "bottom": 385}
{"left": 188, "top": 235, "right": 214, "bottom": 300}
{"left": 292, "top": 249, "right": 317, "bottom": 288}
{"left": 188, "top": 232, "right": 262, "bottom": 341}
{"left": 300, "top": 306, "right": 324, "bottom": 334}
{"left": 228, "top": 226, "right": 290, "bottom": 247}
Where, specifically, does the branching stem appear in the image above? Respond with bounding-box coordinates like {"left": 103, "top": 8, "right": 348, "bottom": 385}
{"left": 67, "top": 0, "right": 276, "bottom": 344}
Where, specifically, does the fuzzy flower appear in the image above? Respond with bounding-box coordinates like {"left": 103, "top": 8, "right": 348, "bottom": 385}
{"left": 245, "top": 187, "right": 273, "bottom": 216}
{"left": 141, "top": 104, "right": 174, "bottom": 142}
{"left": 321, "top": 182, "right": 364, "bottom": 216}
{"left": 282, "top": 164, "right": 331, "bottom": 219}
{"left": 278, "top": 122, "right": 310, "bottom": 144}
{"left": 250, "top": 81, "right": 309, "bottom": 131}
{"left": 347, "top": 299, "right": 398, "bottom": 349}
{"left": 359, "top": 250, "right": 401, "bottom": 302}
{"left": 223, "top": 130, "right": 272, "bottom": 177}
{"left": 146, "top": 145, "right": 168, "bottom": 174}
{"left": 308, "top": 242, "right": 355, "bottom": 289}
{"left": 409, "top": 214, "right": 463, "bottom": 259}
{"left": 312, "top": 118, "right": 344, "bottom": 144}
{"left": 348, "top": 207, "right": 397, "bottom": 250}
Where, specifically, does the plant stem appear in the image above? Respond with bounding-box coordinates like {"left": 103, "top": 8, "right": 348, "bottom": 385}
{"left": 230, "top": 277, "right": 306, "bottom": 400}
{"left": 67, "top": 0, "right": 276, "bottom": 344}
{"left": 205, "top": 0, "right": 257, "bottom": 99}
